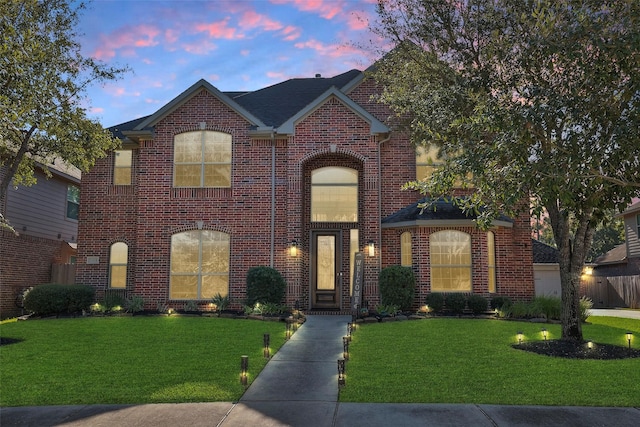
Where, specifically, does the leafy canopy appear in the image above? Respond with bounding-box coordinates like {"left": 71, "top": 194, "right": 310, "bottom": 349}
{"left": 371, "top": 0, "right": 639, "bottom": 340}
{"left": 0, "top": 0, "right": 128, "bottom": 209}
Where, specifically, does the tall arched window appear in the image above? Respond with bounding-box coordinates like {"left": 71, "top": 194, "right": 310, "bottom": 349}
{"left": 400, "top": 231, "right": 412, "bottom": 267}
{"left": 170, "top": 230, "right": 229, "bottom": 299}
{"left": 430, "top": 230, "right": 471, "bottom": 292}
{"left": 174, "top": 130, "right": 231, "bottom": 187}
{"left": 311, "top": 166, "right": 358, "bottom": 222}
{"left": 487, "top": 231, "right": 496, "bottom": 293}
{"left": 109, "top": 242, "right": 128, "bottom": 289}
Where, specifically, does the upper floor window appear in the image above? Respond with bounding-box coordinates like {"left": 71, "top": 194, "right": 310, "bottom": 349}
{"left": 113, "top": 150, "right": 132, "bottom": 185}
{"left": 66, "top": 185, "right": 80, "bottom": 220}
{"left": 487, "top": 231, "right": 496, "bottom": 293}
{"left": 170, "top": 230, "right": 229, "bottom": 300}
{"left": 416, "top": 144, "right": 442, "bottom": 181}
{"left": 174, "top": 131, "right": 231, "bottom": 188}
{"left": 636, "top": 214, "right": 640, "bottom": 238}
{"left": 311, "top": 166, "right": 358, "bottom": 222}
{"left": 400, "top": 231, "right": 412, "bottom": 267}
{"left": 109, "top": 242, "right": 128, "bottom": 289}
{"left": 430, "top": 230, "right": 472, "bottom": 292}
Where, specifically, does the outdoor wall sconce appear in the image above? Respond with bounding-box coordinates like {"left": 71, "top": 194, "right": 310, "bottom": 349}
{"left": 367, "top": 240, "right": 375, "bottom": 257}
{"left": 289, "top": 240, "right": 298, "bottom": 257}
{"left": 517, "top": 331, "right": 523, "bottom": 345}
{"left": 240, "top": 355, "right": 249, "bottom": 386}
{"left": 264, "top": 333, "right": 270, "bottom": 359}
{"left": 541, "top": 328, "right": 548, "bottom": 341}
{"left": 626, "top": 332, "right": 633, "bottom": 350}
{"left": 337, "top": 359, "right": 346, "bottom": 387}
{"left": 343, "top": 336, "right": 350, "bottom": 360}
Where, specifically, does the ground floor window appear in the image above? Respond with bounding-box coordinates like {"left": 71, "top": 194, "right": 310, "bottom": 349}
{"left": 487, "top": 231, "right": 496, "bottom": 293}
{"left": 400, "top": 231, "right": 412, "bottom": 266}
{"left": 430, "top": 230, "right": 472, "bottom": 292}
{"left": 170, "top": 230, "right": 229, "bottom": 299}
{"left": 109, "top": 242, "right": 128, "bottom": 289}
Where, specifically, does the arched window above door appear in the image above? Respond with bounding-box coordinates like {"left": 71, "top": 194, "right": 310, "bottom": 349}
{"left": 311, "top": 166, "right": 358, "bottom": 222}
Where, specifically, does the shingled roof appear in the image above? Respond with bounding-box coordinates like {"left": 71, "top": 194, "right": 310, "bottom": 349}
{"left": 382, "top": 198, "right": 513, "bottom": 228}
{"left": 532, "top": 240, "right": 559, "bottom": 264}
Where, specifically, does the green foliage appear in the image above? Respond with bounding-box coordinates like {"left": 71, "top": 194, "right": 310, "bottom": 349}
{"left": 23, "top": 284, "right": 94, "bottom": 316}
{"left": 125, "top": 295, "right": 144, "bottom": 313}
{"left": 579, "top": 296, "right": 593, "bottom": 323}
{"left": 504, "top": 301, "right": 533, "bottom": 319}
{"left": 102, "top": 292, "right": 125, "bottom": 312}
{"left": 211, "top": 293, "right": 229, "bottom": 312}
{"left": 375, "top": 304, "right": 399, "bottom": 316}
{"left": 444, "top": 293, "right": 466, "bottom": 314}
{"left": 182, "top": 300, "right": 199, "bottom": 312}
{"left": 372, "top": 0, "right": 640, "bottom": 341}
{"left": 466, "top": 295, "right": 488, "bottom": 315}
{"left": 0, "top": 0, "right": 128, "bottom": 210}
{"left": 246, "top": 266, "right": 286, "bottom": 305}
{"left": 259, "top": 302, "right": 287, "bottom": 316}
{"left": 425, "top": 293, "right": 444, "bottom": 313}
{"left": 378, "top": 265, "right": 416, "bottom": 311}
{"left": 490, "top": 296, "right": 512, "bottom": 310}
{"left": 531, "top": 296, "right": 562, "bottom": 321}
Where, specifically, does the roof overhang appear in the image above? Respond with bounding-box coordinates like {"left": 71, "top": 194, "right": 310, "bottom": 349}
{"left": 382, "top": 219, "right": 514, "bottom": 229}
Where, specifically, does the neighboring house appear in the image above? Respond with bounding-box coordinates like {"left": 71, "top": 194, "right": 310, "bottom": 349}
{"left": 582, "top": 200, "right": 640, "bottom": 308}
{"left": 0, "top": 160, "right": 79, "bottom": 319}
{"left": 531, "top": 239, "right": 561, "bottom": 297}
{"left": 76, "top": 65, "right": 534, "bottom": 313}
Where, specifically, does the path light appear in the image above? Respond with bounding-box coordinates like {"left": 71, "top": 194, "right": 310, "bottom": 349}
{"left": 626, "top": 332, "right": 633, "bottom": 350}
{"left": 541, "top": 328, "right": 548, "bottom": 341}
{"left": 343, "top": 336, "right": 350, "bottom": 360}
{"left": 587, "top": 341, "right": 593, "bottom": 350}
{"left": 517, "top": 331, "right": 523, "bottom": 345}
{"left": 285, "top": 321, "right": 292, "bottom": 340}
{"left": 346, "top": 322, "right": 352, "bottom": 341}
{"left": 337, "top": 359, "right": 346, "bottom": 387}
{"left": 264, "top": 333, "right": 270, "bottom": 359}
{"left": 240, "top": 355, "right": 249, "bottom": 386}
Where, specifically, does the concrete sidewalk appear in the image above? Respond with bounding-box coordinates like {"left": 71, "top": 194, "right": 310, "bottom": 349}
{"left": 2, "top": 314, "right": 639, "bottom": 426}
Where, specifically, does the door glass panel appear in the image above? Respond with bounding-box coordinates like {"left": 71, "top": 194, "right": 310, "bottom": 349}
{"left": 316, "top": 235, "right": 335, "bottom": 290}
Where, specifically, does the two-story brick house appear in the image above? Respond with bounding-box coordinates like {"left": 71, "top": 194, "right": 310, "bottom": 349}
{"left": 76, "top": 66, "right": 534, "bottom": 312}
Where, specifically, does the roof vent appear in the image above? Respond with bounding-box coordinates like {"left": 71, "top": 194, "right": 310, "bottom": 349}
{"left": 315, "top": 74, "right": 321, "bottom": 78}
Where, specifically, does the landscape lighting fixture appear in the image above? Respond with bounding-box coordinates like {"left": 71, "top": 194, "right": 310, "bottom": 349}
{"left": 517, "top": 331, "right": 523, "bottom": 345}
{"left": 264, "top": 333, "right": 270, "bottom": 359}
{"left": 541, "top": 328, "right": 548, "bottom": 341}
{"left": 240, "top": 355, "right": 248, "bottom": 386}
{"left": 626, "top": 332, "right": 633, "bottom": 350}
{"left": 587, "top": 341, "right": 593, "bottom": 350}
{"left": 337, "top": 359, "right": 346, "bottom": 387}
{"left": 343, "top": 336, "right": 350, "bottom": 360}
{"left": 286, "top": 322, "right": 292, "bottom": 340}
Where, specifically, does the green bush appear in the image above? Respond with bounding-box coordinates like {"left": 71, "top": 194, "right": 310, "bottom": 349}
{"left": 579, "top": 296, "right": 593, "bottom": 322}
{"left": 23, "top": 284, "right": 94, "bottom": 316}
{"left": 467, "top": 294, "right": 488, "bottom": 315}
{"left": 378, "top": 265, "right": 416, "bottom": 311}
{"left": 102, "top": 292, "right": 125, "bottom": 312}
{"left": 490, "top": 296, "right": 512, "bottom": 310}
{"left": 445, "top": 293, "right": 467, "bottom": 314}
{"left": 126, "top": 295, "right": 145, "bottom": 313}
{"left": 425, "top": 293, "right": 444, "bottom": 313}
{"left": 531, "top": 295, "right": 561, "bottom": 321}
{"left": 246, "top": 266, "right": 286, "bottom": 305}
{"left": 505, "top": 301, "right": 532, "bottom": 319}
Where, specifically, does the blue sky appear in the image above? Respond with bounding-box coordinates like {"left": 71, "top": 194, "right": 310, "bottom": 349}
{"left": 77, "top": 0, "right": 386, "bottom": 127}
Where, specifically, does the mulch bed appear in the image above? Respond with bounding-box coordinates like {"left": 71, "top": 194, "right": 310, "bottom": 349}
{"left": 514, "top": 340, "right": 640, "bottom": 359}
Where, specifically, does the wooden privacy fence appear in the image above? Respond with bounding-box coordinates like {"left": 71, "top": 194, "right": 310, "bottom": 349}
{"left": 51, "top": 264, "right": 76, "bottom": 285}
{"left": 580, "top": 275, "right": 640, "bottom": 309}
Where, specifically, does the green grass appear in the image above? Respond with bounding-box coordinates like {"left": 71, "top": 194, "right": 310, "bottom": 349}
{"left": 0, "top": 316, "right": 287, "bottom": 407}
{"left": 339, "top": 316, "right": 640, "bottom": 406}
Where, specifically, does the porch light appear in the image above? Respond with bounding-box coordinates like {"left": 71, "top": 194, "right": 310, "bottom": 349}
{"left": 337, "top": 359, "right": 346, "bottom": 387}
{"left": 367, "top": 240, "right": 375, "bottom": 257}
{"left": 343, "top": 336, "right": 350, "bottom": 360}
{"left": 263, "top": 333, "right": 270, "bottom": 359}
{"left": 541, "top": 328, "right": 548, "bottom": 341}
{"left": 240, "top": 355, "right": 249, "bottom": 386}
{"left": 626, "top": 332, "right": 633, "bottom": 350}
{"left": 289, "top": 240, "right": 298, "bottom": 257}
{"left": 517, "top": 331, "right": 523, "bottom": 345}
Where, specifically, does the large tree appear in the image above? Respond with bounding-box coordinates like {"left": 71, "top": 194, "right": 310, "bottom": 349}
{"left": 372, "top": 0, "right": 639, "bottom": 341}
{"left": 0, "top": 0, "right": 127, "bottom": 229}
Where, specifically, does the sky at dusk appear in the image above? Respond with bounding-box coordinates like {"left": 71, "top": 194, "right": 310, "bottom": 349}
{"left": 77, "top": 0, "right": 387, "bottom": 128}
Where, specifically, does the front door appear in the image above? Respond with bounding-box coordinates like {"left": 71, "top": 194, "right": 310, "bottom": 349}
{"left": 311, "top": 231, "right": 341, "bottom": 309}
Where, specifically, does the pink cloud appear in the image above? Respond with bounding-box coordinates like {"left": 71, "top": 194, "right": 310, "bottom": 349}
{"left": 281, "top": 25, "right": 302, "bottom": 41}
{"left": 267, "top": 71, "right": 287, "bottom": 80}
{"left": 240, "top": 10, "right": 283, "bottom": 31}
{"left": 271, "top": 0, "right": 344, "bottom": 20}
{"left": 194, "top": 18, "right": 241, "bottom": 39}
{"left": 294, "top": 38, "right": 362, "bottom": 58}
{"left": 91, "top": 24, "right": 161, "bottom": 60}
{"left": 90, "top": 107, "right": 104, "bottom": 114}
{"left": 182, "top": 40, "right": 218, "bottom": 55}
{"left": 165, "top": 29, "right": 180, "bottom": 44}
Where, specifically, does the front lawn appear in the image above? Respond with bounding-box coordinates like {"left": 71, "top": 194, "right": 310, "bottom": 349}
{"left": 339, "top": 316, "right": 640, "bottom": 406}
{"left": 0, "top": 316, "right": 286, "bottom": 407}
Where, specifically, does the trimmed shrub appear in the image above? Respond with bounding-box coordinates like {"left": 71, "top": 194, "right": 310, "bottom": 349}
{"left": 425, "top": 293, "right": 444, "bottom": 313}
{"left": 378, "top": 265, "right": 416, "bottom": 311}
{"left": 467, "top": 294, "right": 488, "bottom": 315}
{"left": 490, "top": 296, "right": 512, "bottom": 310}
{"left": 246, "top": 266, "right": 286, "bottom": 305}
{"left": 23, "top": 284, "right": 94, "bottom": 316}
{"left": 445, "top": 293, "right": 467, "bottom": 314}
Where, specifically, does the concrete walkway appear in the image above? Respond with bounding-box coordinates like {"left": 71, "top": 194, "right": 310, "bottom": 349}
{"left": 2, "top": 314, "right": 640, "bottom": 426}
